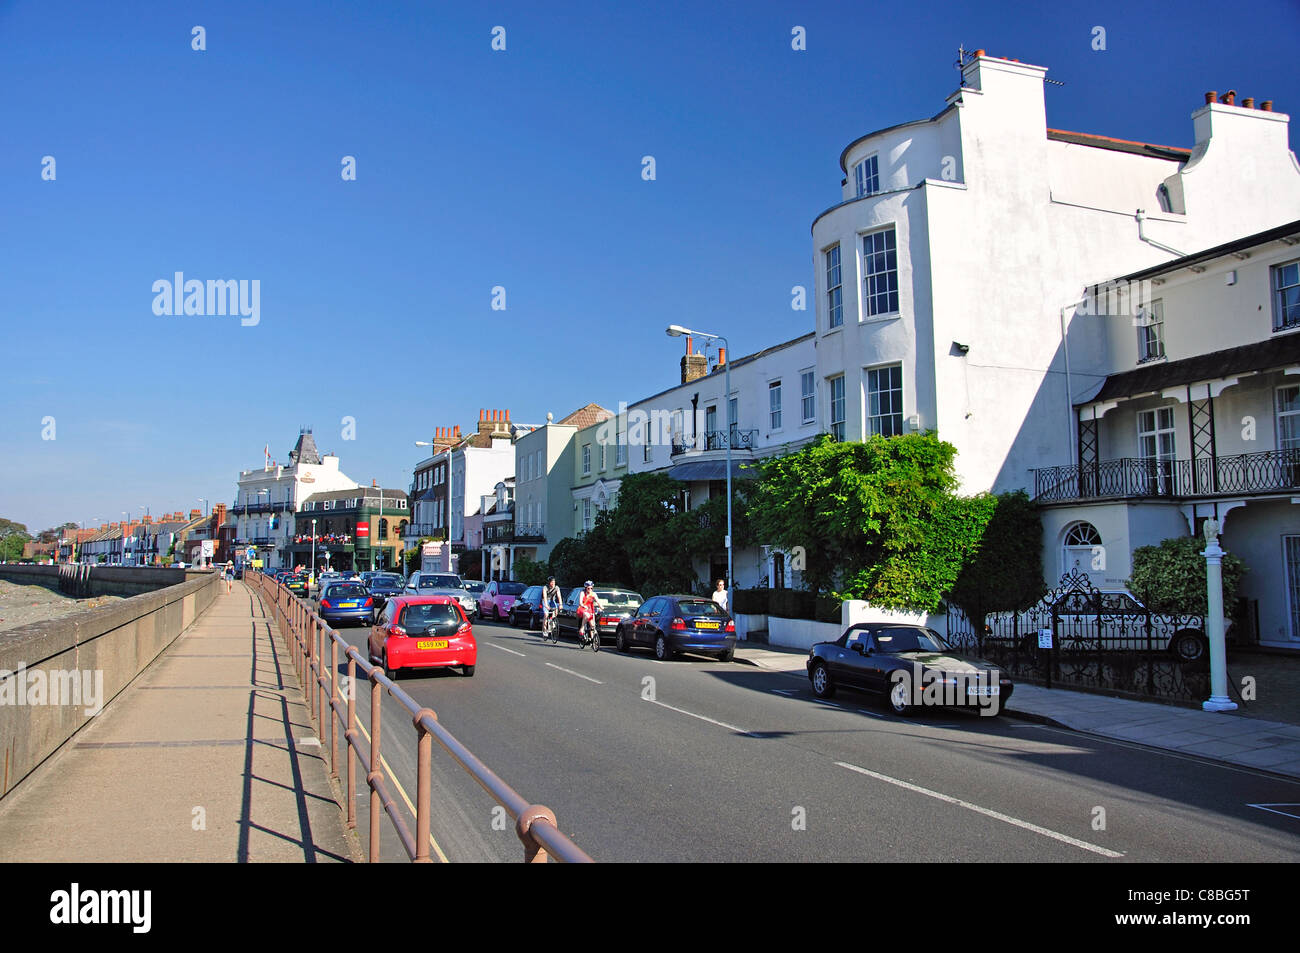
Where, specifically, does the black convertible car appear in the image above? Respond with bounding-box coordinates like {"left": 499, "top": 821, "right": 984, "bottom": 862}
{"left": 807, "top": 624, "right": 1012, "bottom": 715}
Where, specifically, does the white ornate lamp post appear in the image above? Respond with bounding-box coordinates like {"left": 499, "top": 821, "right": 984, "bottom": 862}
{"left": 1201, "top": 518, "right": 1237, "bottom": 712}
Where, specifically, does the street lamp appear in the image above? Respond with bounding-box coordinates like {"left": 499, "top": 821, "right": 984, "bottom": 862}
{"left": 256, "top": 489, "right": 269, "bottom": 568}
{"left": 311, "top": 518, "right": 317, "bottom": 581}
{"left": 666, "top": 324, "right": 733, "bottom": 598}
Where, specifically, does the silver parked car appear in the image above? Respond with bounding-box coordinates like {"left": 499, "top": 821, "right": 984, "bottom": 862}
{"left": 404, "top": 571, "right": 478, "bottom": 619}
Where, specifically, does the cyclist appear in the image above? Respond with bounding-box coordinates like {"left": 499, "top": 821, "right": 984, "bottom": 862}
{"left": 576, "top": 581, "right": 603, "bottom": 648}
{"left": 541, "top": 576, "right": 563, "bottom": 640}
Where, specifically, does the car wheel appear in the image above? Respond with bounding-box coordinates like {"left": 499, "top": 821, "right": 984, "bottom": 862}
{"left": 382, "top": 649, "right": 398, "bottom": 681}
{"left": 616, "top": 628, "right": 629, "bottom": 653}
{"left": 654, "top": 635, "right": 674, "bottom": 661}
{"left": 810, "top": 661, "right": 834, "bottom": 698}
{"left": 717, "top": 646, "right": 734, "bottom": 664}
{"left": 888, "top": 677, "right": 913, "bottom": 716}
{"left": 497, "top": 605, "right": 506, "bottom": 622}
{"left": 463, "top": 665, "right": 475, "bottom": 677}
{"left": 1171, "top": 630, "right": 1208, "bottom": 663}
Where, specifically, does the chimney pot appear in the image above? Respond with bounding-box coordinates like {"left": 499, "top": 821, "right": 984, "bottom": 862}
{"left": 718, "top": 347, "right": 727, "bottom": 366}
{"left": 1205, "top": 90, "right": 1217, "bottom": 105}
{"left": 973, "top": 49, "right": 985, "bottom": 57}
{"left": 1242, "top": 97, "right": 1255, "bottom": 108}
{"left": 1220, "top": 90, "right": 1236, "bottom": 105}
{"left": 1262, "top": 100, "right": 1274, "bottom": 112}
{"left": 505, "top": 409, "right": 510, "bottom": 421}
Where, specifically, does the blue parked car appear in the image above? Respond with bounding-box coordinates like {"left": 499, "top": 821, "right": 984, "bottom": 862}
{"left": 362, "top": 572, "right": 404, "bottom": 611}
{"left": 318, "top": 581, "right": 375, "bottom": 628}
{"left": 613, "top": 594, "right": 736, "bottom": 662}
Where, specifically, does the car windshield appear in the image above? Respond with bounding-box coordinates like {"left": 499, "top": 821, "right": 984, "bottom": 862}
{"left": 677, "top": 599, "right": 725, "bottom": 616}
{"left": 495, "top": 582, "right": 524, "bottom": 595}
{"left": 598, "top": 590, "right": 642, "bottom": 607}
{"left": 463, "top": 581, "right": 486, "bottom": 593}
{"left": 326, "top": 584, "right": 367, "bottom": 599}
{"left": 401, "top": 604, "right": 462, "bottom": 629}
{"left": 371, "top": 574, "right": 401, "bottom": 586}
{"left": 421, "top": 575, "right": 463, "bottom": 589}
{"left": 873, "top": 627, "right": 950, "bottom": 653}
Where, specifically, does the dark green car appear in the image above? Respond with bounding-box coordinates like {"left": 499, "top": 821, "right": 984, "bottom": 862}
{"left": 283, "top": 574, "right": 309, "bottom": 597}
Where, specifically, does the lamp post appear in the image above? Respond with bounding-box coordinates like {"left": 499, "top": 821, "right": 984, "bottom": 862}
{"left": 666, "top": 324, "right": 732, "bottom": 597}
{"left": 256, "top": 489, "right": 270, "bottom": 569}
{"left": 311, "top": 518, "right": 317, "bottom": 581}
{"left": 1201, "top": 519, "right": 1237, "bottom": 712}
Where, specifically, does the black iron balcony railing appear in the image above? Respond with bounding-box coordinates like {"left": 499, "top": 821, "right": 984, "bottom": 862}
{"left": 513, "top": 523, "right": 546, "bottom": 542}
{"left": 402, "top": 523, "right": 444, "bottom": 538}
{"left": 1034, "top": 448, "right": 1300, "bottom": 503}
{"left": 231, "top": 502, "right": 293, "bottom": 516}
{"left": 670, "top": 429, "right": 759, "bottom": 456}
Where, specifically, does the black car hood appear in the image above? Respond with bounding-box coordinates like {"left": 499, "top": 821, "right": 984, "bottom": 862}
{"left": 892, "top": 650, "right": 1000, "bottom": 674}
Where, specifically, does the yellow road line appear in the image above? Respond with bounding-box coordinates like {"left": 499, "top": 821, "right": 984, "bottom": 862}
{"left": 352, "top": 716, "right": 451, "bottom": 863}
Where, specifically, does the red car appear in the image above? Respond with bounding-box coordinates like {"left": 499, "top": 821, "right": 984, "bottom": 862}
{"left": 368, "top": 595, "right": 477, "bottom": 678}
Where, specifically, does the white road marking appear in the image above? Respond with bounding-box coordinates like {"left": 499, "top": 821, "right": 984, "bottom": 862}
{"left": 486, "top": 642, "right": 526, "bottom": 657}
{"left": 856, "top": 708, "right": 886, "bottom": 719}
{"left": 836, "top": 760, "right": 1124, "bottom": 858}
{"left": 296, "top": 736, "right": 321, "bottom": 747}
{"left": 770, "top": 689, "right": 798, "bottom": 696}
{"left": 544, "top": 662, "right": 602, "bottom": 684}
{"left": 1247, "top": 803, "right": 1300, "bottom": 820}
{"left": 647, "top": 698, "right": 752, "bottom": 736}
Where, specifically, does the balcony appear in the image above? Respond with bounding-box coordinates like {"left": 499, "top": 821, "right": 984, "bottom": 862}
{"left": 231, "top": 502, "right": 293, "bottom": 516}
{"left": 670, "top": 429, "right": 759, "bottom": 456}
{"left": 1033, "top": 449, "right": 1300, "bottom": 503}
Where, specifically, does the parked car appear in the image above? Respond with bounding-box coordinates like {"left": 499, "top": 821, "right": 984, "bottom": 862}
{"left": 807, "top": 624, "right": 1013, "bottom": 715}
{"left": 283, "top": 574, "right": 309, "bottom": 597}
{"left": 318, "top": 581, "right": 375, "bottom": 627}
{"left": 478, "top": 580, "right": 527, "bottom": 622}
{"left": 1041, "top": 588, "right": 1219, "bottom": 663}
{"left": 462, "top": 579, "right": 487, "bottom": 598}
{"left": 509, "top": 585, "right": 576, "bottom": 628}
{"left": 613, "top": 594, "right": 732, "bottom": 661}
{"left": 557, "top": 586, "right": 644, "bottom": 644}
{"left": 369, "top": 595, "right": 476, "bottom": 678}
{"left": 363, "top": 572, "right": 404, "bottom": 611}
{"left": 404, "top": 572, "right": 478, "bottom": 619}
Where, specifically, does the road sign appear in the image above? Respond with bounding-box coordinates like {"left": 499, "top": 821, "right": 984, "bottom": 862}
{"left": 246, "top": 548, "right": 255, "bottom": 560}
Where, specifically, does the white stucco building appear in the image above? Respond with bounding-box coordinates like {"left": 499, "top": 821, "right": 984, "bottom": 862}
{"left": 627, "top": 332, "right": 820, "bottom": 589}
{"left": 233, "top": 430, "right": 358, "bottom": 569}
{"left": 811, "top": 52, "right": 1300, "bottom": 507}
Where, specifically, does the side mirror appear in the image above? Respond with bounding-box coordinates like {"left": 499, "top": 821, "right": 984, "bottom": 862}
{"left": 850, "top": 642, "right": 865, "bottom": 655}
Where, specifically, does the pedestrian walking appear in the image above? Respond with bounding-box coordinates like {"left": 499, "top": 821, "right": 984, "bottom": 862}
{"left": 712, "top": 578, "right": 728, "bottom": 612}
{"left": 224, "top": 560, "right": 234, "bottom": 594}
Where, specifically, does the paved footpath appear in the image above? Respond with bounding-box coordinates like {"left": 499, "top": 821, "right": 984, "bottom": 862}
{"left": 0, "top": 582, "right": 356, "bottom": 862}
{"left": 735, "top": 642, "right": 1300, "bottom": 780}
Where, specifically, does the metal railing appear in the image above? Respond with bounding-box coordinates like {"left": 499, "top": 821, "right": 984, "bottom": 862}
{"left": 670, "top": 429, "right": 760, "bottom": 456}
{"left": 1033, "top": 448, "right": 1300, "bottom": 503}
{"left": 246, "top": 571, "right": 592, "bottom": 863}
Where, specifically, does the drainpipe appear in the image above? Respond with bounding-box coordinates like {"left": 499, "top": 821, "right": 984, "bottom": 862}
{"left": 1135, "top": 209, "right": 1188, "bottom": 258}
{"left": 1059, "top": 307, "right": 1076, "bottom": 469}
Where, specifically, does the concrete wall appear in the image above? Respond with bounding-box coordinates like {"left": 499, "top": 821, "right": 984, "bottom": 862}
{"left": 0, "top": 570, "right": 220, "bottom": 800}
{"left": 0, "top": 564, "right": 207, "bottom": 597}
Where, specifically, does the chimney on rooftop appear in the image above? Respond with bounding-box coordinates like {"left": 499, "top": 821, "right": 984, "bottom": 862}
{"left": 1242, "top": 97, "right": 1255, "bottom": 108}
{"left": 1205, "top": 90, "right": 1217, "bottom": 105}
{"left": 681, "top": 335, "right": 708, "bottom": 384}
{"left": 1262, "top": 100, "right": 1274, "bottom": 111}
{"left": 1219, "top": 90, "right": 1237, "bottom": 105}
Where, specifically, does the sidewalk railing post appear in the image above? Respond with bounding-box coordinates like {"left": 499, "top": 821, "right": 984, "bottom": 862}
{"left": 329, "top": 639, "right": 339, "bottom": 779}
{"left": 368, "top": 670, "right": 382, "bottom": 863}
{"left": 414, "top": 710, "right": 435, "bottom": 863}
{"left": 346, "top": 655, "right": 357, "bottom": 829}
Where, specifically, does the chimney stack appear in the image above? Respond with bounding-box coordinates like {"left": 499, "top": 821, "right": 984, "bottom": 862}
{"left": 1262, "top": 100, "right": 1274, "bottom": 112}
{"left": 1205, "top": 90, "right": 1217, "bottom": 105}
{"left": 1219, "top": 90, "right": 1236, "bottom": 106}
{"left": 1242, "top": 97, "right": 1255, "bottom": 108}
{"left": 718, "top": 347, "right": 727, "bottom": 366}
{"left": 681, "top": 336, "right": 708, "bottom": 384}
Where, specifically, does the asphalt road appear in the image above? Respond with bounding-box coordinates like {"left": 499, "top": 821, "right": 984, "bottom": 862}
{"left": 326, "top": 616, "right": 1300, "bottom": 863}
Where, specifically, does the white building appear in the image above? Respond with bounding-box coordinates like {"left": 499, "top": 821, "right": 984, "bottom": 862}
{"left": 233, "top": 430, "right": 358, "bottom": 569}
{"left": 627, "top": 331, "right": 819, "bottom": 589}
{"left": 1034, "top": 221, "right": 1300, "bottom": 647}
{"left": 810, "top": 52, "right": 1300, "bottom": 509}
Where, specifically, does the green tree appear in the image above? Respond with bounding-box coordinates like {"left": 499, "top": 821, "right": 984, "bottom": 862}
{"left": 748, "top": 434, "right": 994, "bottom": 612}
{"left": 1128, "top": 535, "right": 1246, "bottom": 616}
{"left": 512, "top": 556, "right": 550, "bottom": 586}
{"left": 947, "top": 490, "right": 1047, "bottom": 636}
{"left": 0, "top": 518, "right": 31, "bottom": 561}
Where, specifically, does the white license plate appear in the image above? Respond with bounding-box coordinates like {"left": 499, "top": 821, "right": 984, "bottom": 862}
{"left": 967, "top": 686, "right": 999, "bottom": 697}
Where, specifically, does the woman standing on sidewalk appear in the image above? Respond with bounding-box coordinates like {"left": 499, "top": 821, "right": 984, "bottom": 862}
{"left": 223, "top": 560, "right": 234, "bottom": 594}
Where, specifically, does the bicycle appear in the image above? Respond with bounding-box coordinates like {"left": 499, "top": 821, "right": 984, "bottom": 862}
{"left": 578, "top": 611, "right": 601, "bottom": 652}
{"left": 541, "top": 607, "right": 559, "bottom": 643}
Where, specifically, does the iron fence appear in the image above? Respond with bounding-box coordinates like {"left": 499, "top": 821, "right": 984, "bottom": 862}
{"left": 247, "top": 571, "right": 593, "bottom": 863}
{"left": 946, "top": 570, "right": 1212, "bottom": 703}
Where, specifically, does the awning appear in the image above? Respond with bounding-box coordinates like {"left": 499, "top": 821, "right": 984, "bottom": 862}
{"left": 1085, "top": 334, "right": 1300, "bottom": 405}
{"left": 666, "top": 460, "right": 761, "bottom": 482}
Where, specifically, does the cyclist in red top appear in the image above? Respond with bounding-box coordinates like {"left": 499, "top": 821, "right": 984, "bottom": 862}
{"left": 577, "top": 581, "right": 603, "bottom": 647}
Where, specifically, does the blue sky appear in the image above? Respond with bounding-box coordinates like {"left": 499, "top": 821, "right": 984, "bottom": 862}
{"left": 2, "top": 0, "right": 1298, "bottom": 533}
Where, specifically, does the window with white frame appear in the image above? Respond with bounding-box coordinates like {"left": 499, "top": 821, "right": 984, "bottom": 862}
{"left": 1137, "top": 299, "right": 1165, "bottom": 363}
{"left": 728, "top": 397, "right": 738, "bottom": 441}
{"left": 1137, "top": 407, "right": 1176, "bottom": 494}
{"left": 671, "top": 409, "right": 683, "bottom": 448}
{"left": 769, "top": 380, "right": 782, "bottom": 430}
{"left": 801, "top": 370, "right": 816, "bottom": 423}
{"left": 582, "top": 444, "right": 591, "bottom": 475}
{"left": 600, "top": 443, "right": 607, "bottom": 470}
{"left": 866, "top": 364, "right": 903, "bottom": 436}
{"left": 643, "top": 424, "right": 652, "bottom": 462}
{"left": 1277, "top": 385, "right": 1300, "bottom": 451}
{"left": 854, "top": 154, "right": 879, "bottom": 198}
{"left": 1273, "top": 259, "right": 1300, "bottom": 332}
{"left": 616, "top": 424, "right": 627, "bottom": 466}
{"left": 825, "top": 244, "right": 843, "bottom": 329}
{"left": 582, "top": 499, "right": 592, "bottom": 532}
{"left": 862, "top": 227, "right": 899, "bottom": 316}
{"left": 829, "top": 375, "right": 846, "bottom": 441}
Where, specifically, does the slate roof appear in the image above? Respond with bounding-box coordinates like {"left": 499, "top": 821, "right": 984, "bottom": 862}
{"left": 1087, "top": 335, "right": 1300, "bottom": 404}
{"left": 288, "top": 430, "right": 322, "bottom": 466}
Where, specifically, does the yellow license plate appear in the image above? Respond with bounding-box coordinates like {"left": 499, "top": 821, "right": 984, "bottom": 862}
{"left": 417, "top": 640, "right": 448, "bottom": 650}
{"left": 339, "top": 602, "right": 357, "bottom": 608}
{"left": 696, "top": 621, "right": 720, "bottom": 629}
